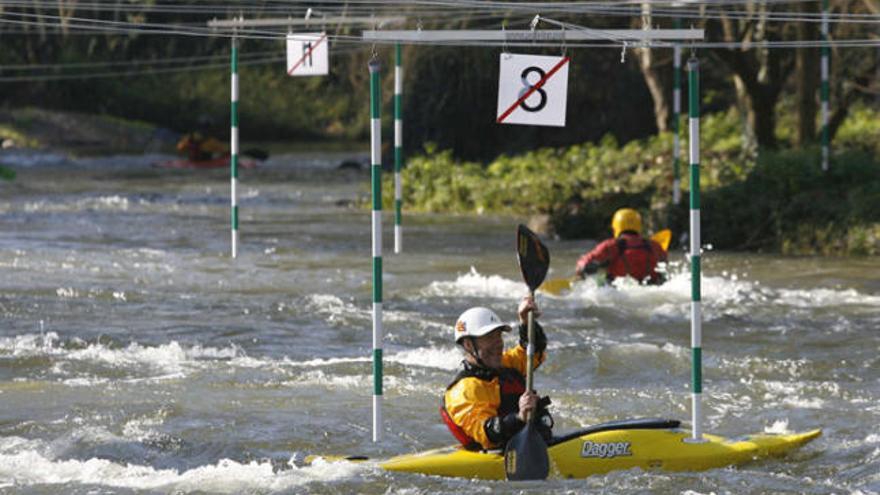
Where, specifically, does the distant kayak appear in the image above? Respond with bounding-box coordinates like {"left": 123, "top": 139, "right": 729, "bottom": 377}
{"left": 154, "top": 156, "right": 258, "bottom": 169}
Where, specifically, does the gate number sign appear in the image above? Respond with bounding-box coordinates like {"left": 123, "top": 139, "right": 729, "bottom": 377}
{"left": 496, "top": 53, "right": 570, "bottom": 127}
{"left": 287, "top": 32, "right": 329, "bottom": 77}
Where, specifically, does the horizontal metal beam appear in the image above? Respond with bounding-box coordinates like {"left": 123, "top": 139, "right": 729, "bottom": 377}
{"left": 363, "top": 29, "right": 703, "bottom": 42}
{"left": 208, "top": 16, "right": 405, "bottom": 29}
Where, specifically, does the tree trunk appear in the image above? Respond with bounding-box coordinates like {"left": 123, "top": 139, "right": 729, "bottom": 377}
{"left": 794, "top": 1, "right": 820, "bottom": 146}
{"left": 731, "top": 75, "right": 758, "bottom": 152}
{"left": 827, "top": 57, "right": 880, "bottom": 140}
{"left": 636, "top": 47, "right": 670, "bottom": 133}
{"left": 710, "top": 10, "right": 793, "bottom": 150}
{"left": 635, "top": 3, "right": 670, "bottom": 133}
{"left": 751, "top": 87, "right": 778, "bottom": 149}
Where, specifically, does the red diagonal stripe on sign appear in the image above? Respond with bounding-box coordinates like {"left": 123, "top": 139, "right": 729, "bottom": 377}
{"left": 288, "top": 33, "right": 327, "bottom": 75}
{"left": 496, "top": 56, "right": 570, "bottom": 124}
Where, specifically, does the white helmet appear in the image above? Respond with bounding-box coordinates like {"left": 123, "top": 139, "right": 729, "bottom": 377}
{"left": 454, "top": 307, "right": 511, "bottom": 344}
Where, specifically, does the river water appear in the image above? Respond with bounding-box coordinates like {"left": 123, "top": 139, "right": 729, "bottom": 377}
{"left": 0, "top": 151, "right": 877, "bottom": 494}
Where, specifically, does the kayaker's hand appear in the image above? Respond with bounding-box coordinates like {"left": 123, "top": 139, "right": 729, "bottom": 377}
{"left": 517, "top": 390, "right": 539, "bottom": 423}
{"left": 517, "top": 296, "right": 541, "bottom": 324}
{"left": 582, "top": 262, "right": 600, "bottom": 275}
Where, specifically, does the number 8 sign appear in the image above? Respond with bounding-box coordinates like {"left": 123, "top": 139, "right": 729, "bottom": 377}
{"left": 496, "top": 53, "right": 570, "bottom": 127}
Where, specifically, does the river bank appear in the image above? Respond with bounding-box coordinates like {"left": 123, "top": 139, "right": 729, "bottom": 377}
{"left": 392, "top": 108, "right": 880, "bottom": 256}
{"left": 3, "top": 106, "right": 878, "bottom": 256}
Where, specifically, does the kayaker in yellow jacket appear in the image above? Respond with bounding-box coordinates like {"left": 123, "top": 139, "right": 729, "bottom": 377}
{"left": 440, "top": 296, "right": 552, "bottom": 450}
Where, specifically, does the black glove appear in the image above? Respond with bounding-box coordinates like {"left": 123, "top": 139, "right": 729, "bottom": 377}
{"left": 484, "top": 412, "right": 525, "bottom": 446}
{"left": 582, "top": 261, "right": 600, "bottom": 275}
{"left": 518, "top": 320, "right": 547, "bottom": 354}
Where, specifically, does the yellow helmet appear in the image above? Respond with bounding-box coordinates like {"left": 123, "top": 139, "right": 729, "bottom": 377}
{"left": 611, "top": 208, "right": 642, "bottom": 237}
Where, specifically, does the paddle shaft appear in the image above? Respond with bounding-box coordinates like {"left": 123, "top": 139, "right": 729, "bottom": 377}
{"left": 507, "top": 225, "right": 551, "bottom": 481}
{"left": 525, "top": 290, "right": 535, "bottom": 422}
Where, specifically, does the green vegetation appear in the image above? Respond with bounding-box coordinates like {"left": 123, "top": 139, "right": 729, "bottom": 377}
{"left": 0, "top": 164, "right": 15, "bottom": 181}
{"left": 0, "top": 123, "right": 41, "bottom": 148}
{"left": 696, "top": 147, "right": 879, "bottom": 255}
{"left": 0, "top": 107, "right": 161, "bottom": 153}
{"left": 389, "top": 106, "right": 880, "bottom": 255}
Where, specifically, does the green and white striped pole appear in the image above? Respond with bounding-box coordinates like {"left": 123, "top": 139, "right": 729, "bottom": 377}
{"left": 687, "top": 56, "right": 704, "bottom": 443}
{"left": 369, "top": 58, "right": 384, "bottom": 442}
{"left": 230, "top": 34, "right": 240, "bottom": 259}
{"left": 394, "top": 43, "right": 403, "bottom": 253}
{"left": 672, "top": 19, "right": 682, "bottom": 205}
{"left": 820, "top": 0, "right": 830, "bottom": 171}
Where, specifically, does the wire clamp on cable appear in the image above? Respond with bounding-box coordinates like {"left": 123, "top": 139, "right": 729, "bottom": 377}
{"left": 560, "top": 24, "right": 567, "bottom": 56}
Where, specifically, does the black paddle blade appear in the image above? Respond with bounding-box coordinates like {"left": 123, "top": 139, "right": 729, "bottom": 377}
{"left": 504, "top": 422, "right": 550, "bottom": 481}
{"left": 516, "top": 224, "right": 550, "bottom": 293}
{"left": 242, "top": 148, "right": 269, "bottom": 161}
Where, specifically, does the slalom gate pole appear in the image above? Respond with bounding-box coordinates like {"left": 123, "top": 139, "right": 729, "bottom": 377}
{"left": 687, "top": 55, "right": 704, "bottom": 443}
{"left": 230, "top": 34, "right": 240, "bottom": 259}
{"left": 672, "top": 19, "right": 682, "bottom": 206}
{"left": 369, "top": 58, "right": 384, "bottom": 442}
{"left": 821, "top": 0, "right": 830, "bottom": 171}
{"left": 394, "top": 43, "right": 403, "bottom": 253}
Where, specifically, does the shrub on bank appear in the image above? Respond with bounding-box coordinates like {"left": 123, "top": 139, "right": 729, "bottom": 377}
{"left": 389, "top": 107, "right": 880, "bottom": 255}
{"left": 388, "top": 109, "right": 751, "bottom": 234}
{"left": 691, "top": 148, "right": 880, "bottom": 255}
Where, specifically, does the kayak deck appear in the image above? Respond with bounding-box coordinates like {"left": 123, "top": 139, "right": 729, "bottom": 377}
{"left": 155, "top": 157, "right": 258, "bottom": 169}
{"left": 379, "top": 418, "right": 821, "bottom": 480}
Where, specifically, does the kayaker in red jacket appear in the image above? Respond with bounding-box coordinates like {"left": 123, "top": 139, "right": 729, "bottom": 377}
{"left": 176, "top": 132, "right": 229, "bottom": 162}
{"left": 575, "top": 208, "right": 668, "bottom": 285}
{"left": 440, "top": 296, "right": 553, "bottom": 450}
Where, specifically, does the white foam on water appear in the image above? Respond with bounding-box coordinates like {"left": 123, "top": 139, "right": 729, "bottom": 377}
{"left": 730, "top": 377, "right": 841, "bottom": 411}
{"left": 726, "top": 356, "right": 813, "bottom": 380}
{"left": 764, "top": 419, "right": 791, "bottom": 434}
{"left": 61, "top": 376, "right": 111, "bottom": 387}
{"left": 0, "top": 333, "right": 241, "bottom": 378}
{"left": 282, "top": 370, "right": 404, "bottom": 391}
{"left": 302, "top": 294, "right": 370, "bottom": 324}
{"left": 65, "top": 341, "right": 237, "bottom": 375}
{"left": 387, "top": 346, "right": 461, "bottom": 371}
{"left": 55, "top": 287, "right": 80, "bottom": 298}
{"left": 241, "top": 188, "right": 260, "bottom": 199}
{"left": 0, "top": 436, "right": 368, "bottom": 493}
{"left": 422, "top": 267, "right": 522, "bottom": 299}
{"left": 231, "top": 346, "right": 460, "bottom": 376}
{"left": 775, "top": 287, "right": 880, "bottom": 308}
{"left": 559, "top": 264, "right": 880, "bottom": 321}
{"left": 121, "top": 407, "right": 177, "bottom": 444}
{"left": 595, "top": 341, "right": 689, "bottom": 365}
{"left": 23, "top": 195, "right": 131, "bottom": 213}
{"left": 0, "top": 332, "right": 60, "bottom": 356}
{"left": 0, "top": 332, "right": 460, "bottom": 384}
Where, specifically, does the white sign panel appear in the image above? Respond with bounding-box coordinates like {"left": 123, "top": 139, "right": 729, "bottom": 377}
{"left": 286, "top": 32, "right": 329, "bottom": 76}
{"left": 496, "top": 53, "right": 570, "bottom": 127}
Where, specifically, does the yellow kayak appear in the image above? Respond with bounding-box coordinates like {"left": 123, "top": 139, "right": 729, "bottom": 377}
{"left": 378, "top": 418, "right": 821, "bottom": 480}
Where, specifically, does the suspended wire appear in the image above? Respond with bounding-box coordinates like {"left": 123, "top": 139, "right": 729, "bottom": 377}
{"left": 0, "top": 50, "right": 279, "bottom": 70}
{"left": 0, "top": 45, "right": 370, "bottom": 82}
{"left": 360, "top": 38, "right": 880, "bottom": 49}
{"left": 0, "top": 0, "right": 876, "bottom": 62}
{"left": 3, "top": 0, "right": 879, "bottom": 24}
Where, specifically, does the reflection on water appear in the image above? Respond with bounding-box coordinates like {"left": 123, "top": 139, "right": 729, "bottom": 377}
{"left": 0, "top": 153, "right": 878, "bottom": 494}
